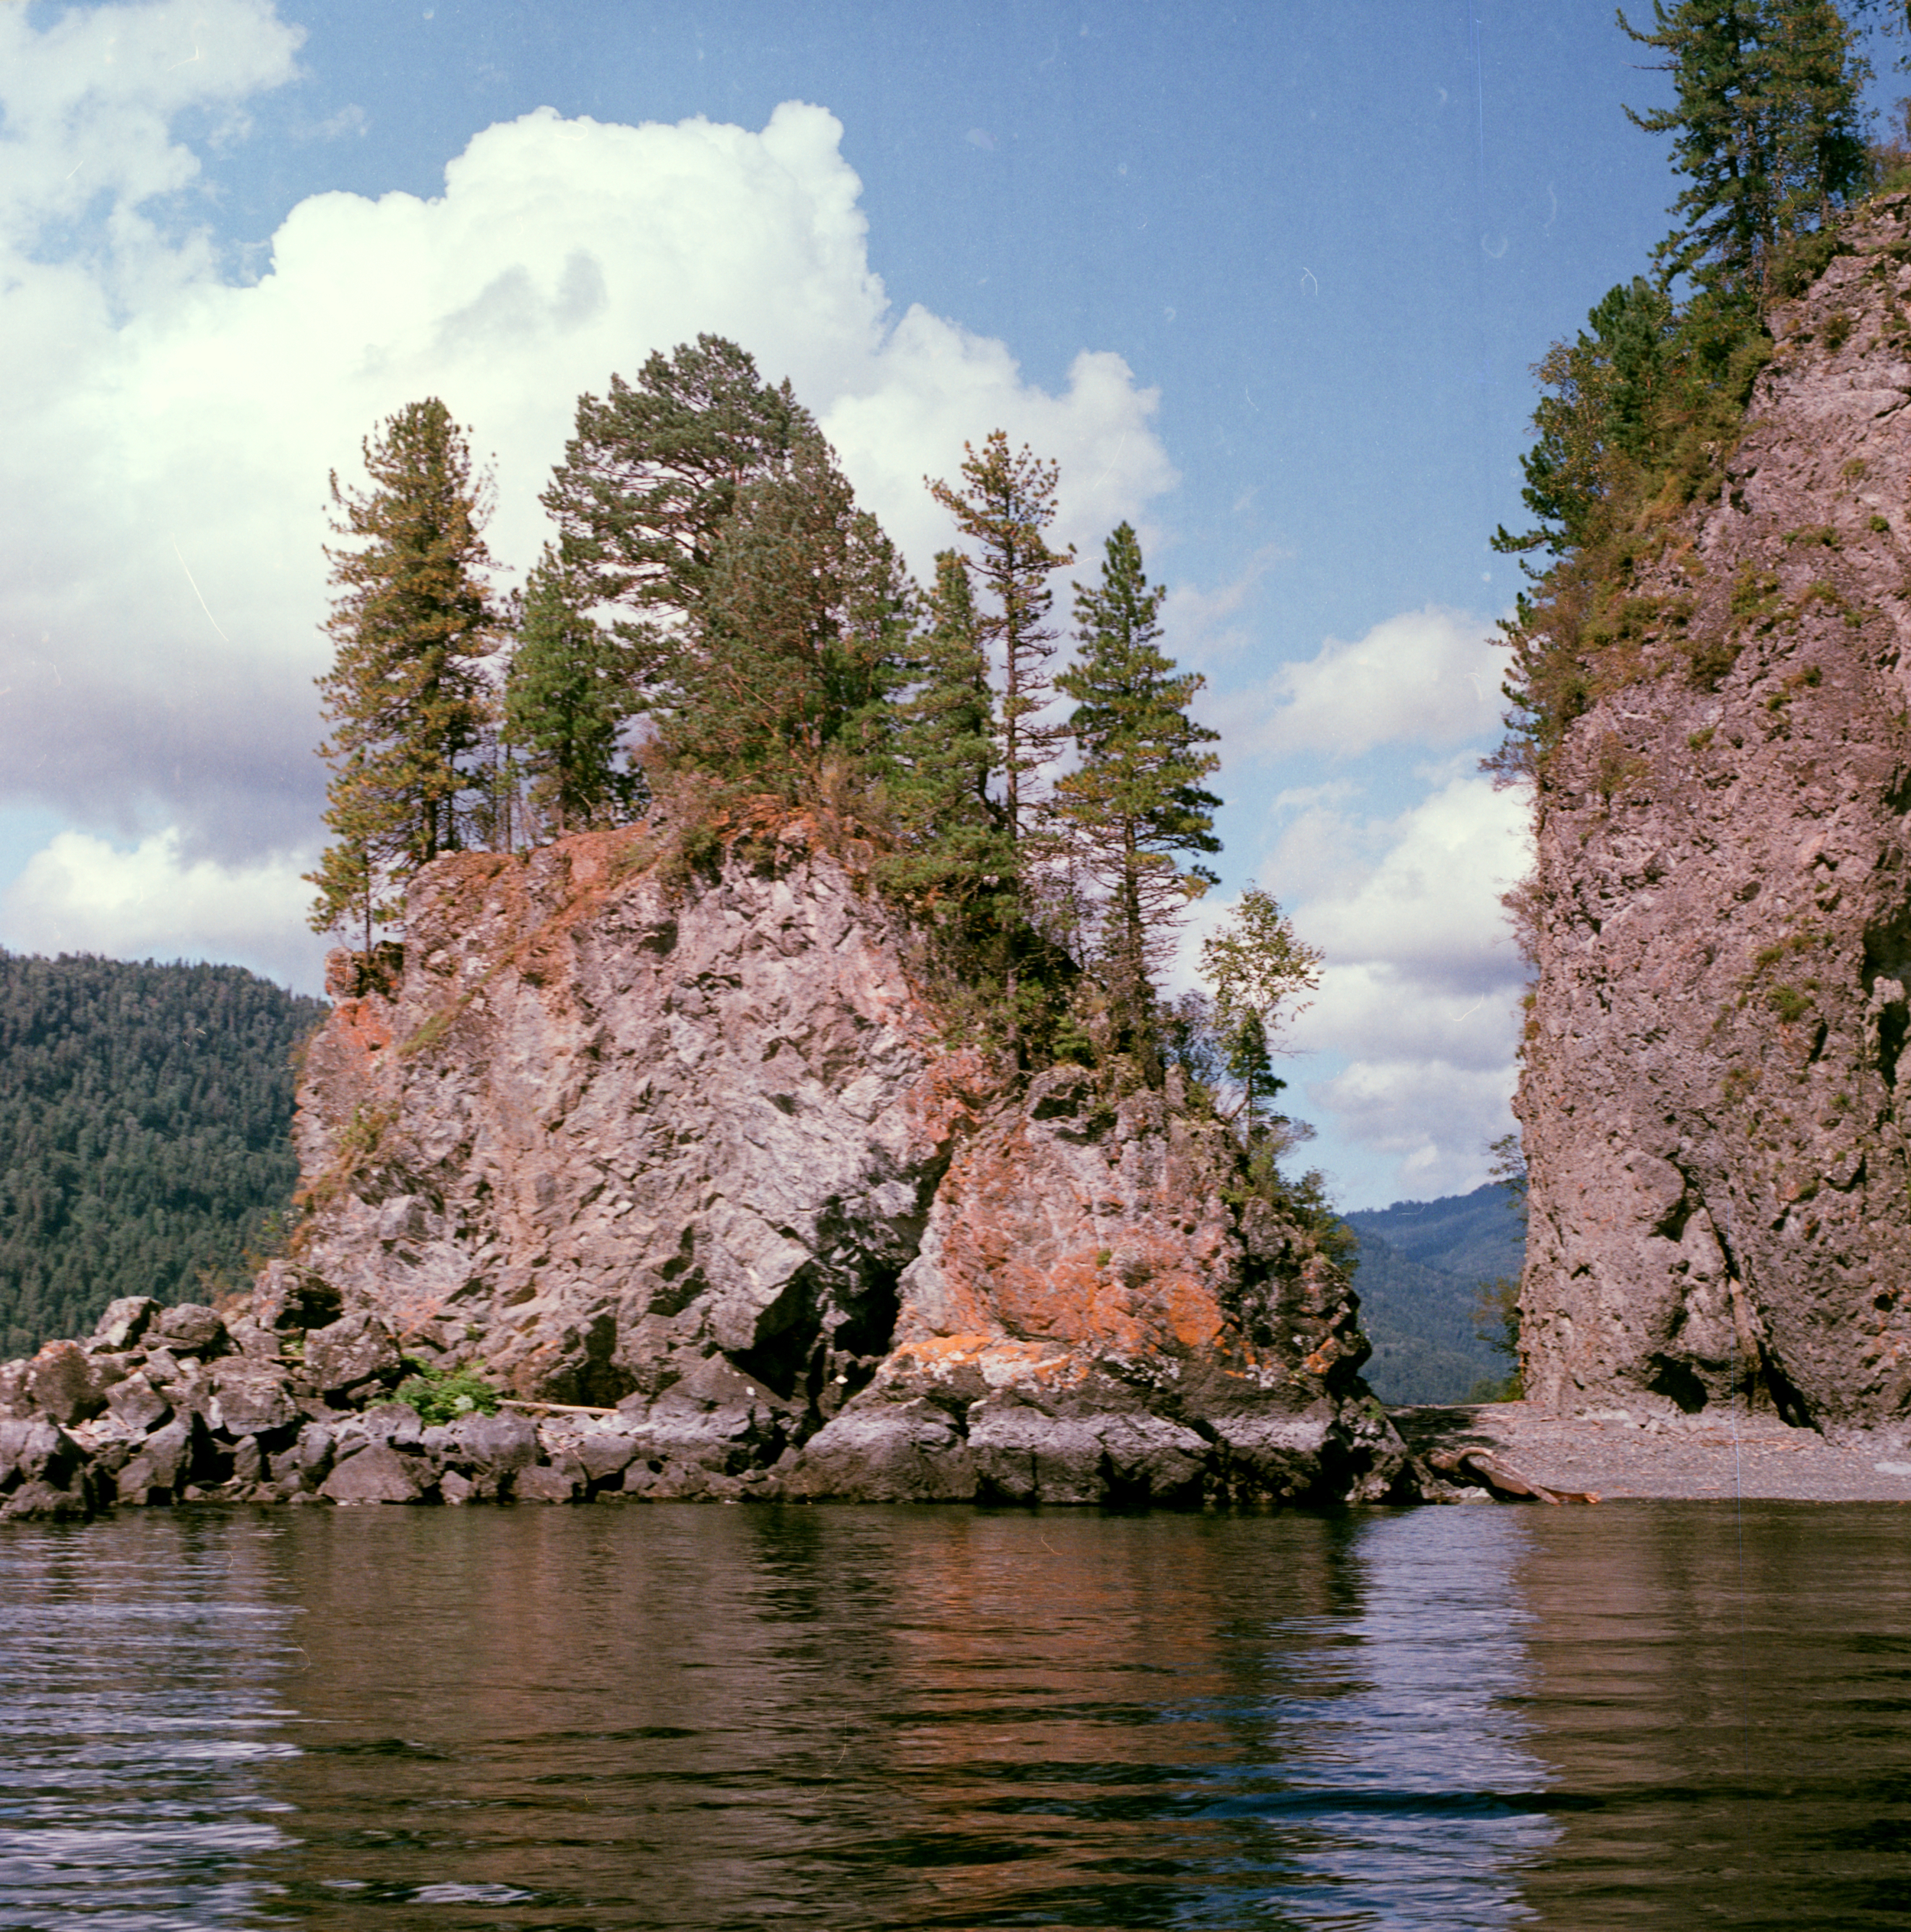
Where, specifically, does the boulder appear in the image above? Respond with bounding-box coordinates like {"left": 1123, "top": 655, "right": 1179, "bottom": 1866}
{"left": 1, "top": 1479, "right": 91, "bottom": 1521}
{"left": 115, "top": 1414, "right": 199, "bottom": 1502}
{"left": 154, "top": 1304, "right": 228, "bottom": 1358}
{"left": 302, "top": 1311, "right": 401, "bottom": 1401}
{"left": 512, "top": 1464, "right": 578, "bottom": 1502}
{"left": 783, "top": 1397, "right": 975, "bottom": 1502}
{"left": 443, "top": 1410, "right": 540, "bottom": 1476}
{"left": 0, "top": 1417, "right": 86, "bottom": 1491}
{"left": 320, "top": 1442, "right": 423, "bottom": 1504}
{"left": 207, "top": 1359, "right": 298, "bottom": 1437}
{"left": 25, "top": 1341, "right": 111, "bottom": 1426}
{"left": 91, "top": 1297, "right": 160, "bottom": 1352}
{"left": 105, "top": 1372, "right": 170, "bottom": 1434}
{"left": 251, "top": 1261, "right": 342, "bottom": 1336}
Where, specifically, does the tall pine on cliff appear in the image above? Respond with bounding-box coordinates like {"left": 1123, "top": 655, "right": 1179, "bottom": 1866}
{"left": 308, "top": 399, "right": 501, "bottom": 943}
{"left": 1053, "top": 523, "right": 1221, "bottom": 1058}
{"left": 927, "top": 433, "right": 1076, "bottom": 849}
{"left": 663, "top": 433, "right": 916, "bottom": 797}
{"left": 1494, "top": 0, "right": 1874, "bottom": 784}
{"left": 0, "top": 953, "right": 325, "bottom": 1359}
{"left": 540, "top": 334, "right": 815, "bottom": 688}
{"left": 504, "top": 543, "right": 644, "bottom": 836}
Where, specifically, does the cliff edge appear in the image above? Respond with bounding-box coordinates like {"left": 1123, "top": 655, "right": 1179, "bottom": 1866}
{"left": 83, "top": 817, "right": 1397, "bottom": 1511}
{"left": 1520, "top": 196, "right": 1911, "bottom": 1434}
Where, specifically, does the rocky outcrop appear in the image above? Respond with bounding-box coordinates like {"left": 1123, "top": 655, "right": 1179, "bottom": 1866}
{"left": 0, "top": 819, "right": 1407, "bottom": 1510}
{"left": 1520, "top": 196, "right": 1911, "bottom": 1432}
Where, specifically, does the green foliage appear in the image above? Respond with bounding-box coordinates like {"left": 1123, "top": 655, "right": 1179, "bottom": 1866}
{"left": 505, "top": 544, "right": 646, "bottom": 836}
{"left": 0, "top": 953, "right": 325, "bottom": 1359}
{"left": 1199, "top": 891, "right": 1322, "bottom": 1048}
{"left": 1053, "top": 523, "right": 1222, "bottom": 1057}
{"left": 877, "top": 550, "right": 1014, "bottom": 907}
{"left": 927, "top": 432, "right": 1076, "bottom": 846}
{"left": 380, "top": 1360, "right": 501, "bottom": 1424}
{"left": 663, "top": 436, "right": 917, "bottom": 797}
{"left": 541, "top": 333, "right": 813, "bottom": 651}
{"left": 309, "top": 399, "right": 501, "bottom": 943}
{"left": 1621, "top": 0, "right": 1870, "bottom": 308}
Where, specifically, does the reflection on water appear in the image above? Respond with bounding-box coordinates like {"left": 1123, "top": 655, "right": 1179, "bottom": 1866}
{"left": 1, "top": 1501, "right": 1908, "bottom": 1928}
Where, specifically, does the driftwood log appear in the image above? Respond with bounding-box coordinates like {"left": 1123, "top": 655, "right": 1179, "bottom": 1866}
{"left": 1426, "top": 1447, "right": 1600, "bottom": 1506}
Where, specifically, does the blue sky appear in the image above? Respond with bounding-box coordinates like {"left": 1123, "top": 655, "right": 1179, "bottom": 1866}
{"left": 2, "top": 1, "right": 1899, "bottom": 1205}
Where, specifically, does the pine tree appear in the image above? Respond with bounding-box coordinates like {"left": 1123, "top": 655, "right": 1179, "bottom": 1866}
{"left": 663, "top": 435, "right": 915, "bottom": 797}
{"left": 540, "top": 334, "right": 816, "bottom": 688}
{"left": 926, "top": 432, "right": 1076, "bottom": 847}
{"left": 880, "top": 550, "right": 1012, "bottom": 904}
{"left": 307, "top": 399, "right": 498, "bottom": 944}
{"left": 1621, "top": 0, "right": 1870, "bottom": 310}
{"left": 1053, "top": 523, "right": 1221, "bottom": 1054}
{"left": 504, "top": 544, "right": 644, "bottom": 836}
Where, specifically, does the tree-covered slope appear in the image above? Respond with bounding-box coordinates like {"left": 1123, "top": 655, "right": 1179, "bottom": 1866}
{"left": 0, "top": 953, "right": 326, "bottom": 1358}
{"left": 1345, "top": 1186, "right": 1526, "bottom": 1404}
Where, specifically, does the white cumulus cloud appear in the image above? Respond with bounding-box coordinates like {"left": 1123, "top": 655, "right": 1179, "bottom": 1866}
{"left": 1223, "top": 606, "right": 1510, "bottom": 762}
{"left": 1, "top": 2, "right": 1175, "bottom": 967}
{"left": 2, "top": 829, "right": 324, "bottom": 991}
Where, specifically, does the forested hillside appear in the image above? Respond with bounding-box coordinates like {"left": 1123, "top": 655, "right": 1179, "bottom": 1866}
{"left": 0, "top": 953, "right": 326, "bottom": 1358}
{"left": 1345, "top": 1186, "right": 1526, "bottom": 1404}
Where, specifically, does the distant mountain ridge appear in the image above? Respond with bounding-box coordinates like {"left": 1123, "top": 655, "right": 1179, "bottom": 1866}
{"left": 1343, "top": 1184, "right": 1525, "bottom": 1405}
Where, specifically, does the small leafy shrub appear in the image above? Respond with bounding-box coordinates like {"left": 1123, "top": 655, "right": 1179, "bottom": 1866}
{"left": 1767, "top": 983, "right": 1812, "bottom": 1024}
{"left": 1872, "top": 514, "right": 1892, "bottom": 533}
{"left": 380, "top": 1361, "right": 501, "bottom": 1424}
{"left": 1824, "top": 310, "right": 1856, "bottom": 352}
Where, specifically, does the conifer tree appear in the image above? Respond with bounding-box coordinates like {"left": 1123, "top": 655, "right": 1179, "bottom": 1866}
{"left": 307, "top": 399, "right": 498, "bottom": 944}
{"left": 503, "top": 544, "right": 644, "bottom": 836}
{"left": 1053, "top": 523, "right": 1222, "bottom": 1049}
{"left": 1621, "top": 0, "right": 1869, "bottom": 309}
{"left": 540, "top": 335, "right": 816, "bottom": 689}
{"left": 880, "top": 550, "right": 1012, "bottom": 904}
{"left": 663, "top": 435, "right": 915, "bottom": 796}
{"left": 926, "top": 432, "right": 1075, "bottom": 846}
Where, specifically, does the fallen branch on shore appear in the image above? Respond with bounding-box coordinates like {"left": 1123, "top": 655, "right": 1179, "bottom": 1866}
{"left": 1427, "top": 1447, "right": 1600, "bottom": 1505}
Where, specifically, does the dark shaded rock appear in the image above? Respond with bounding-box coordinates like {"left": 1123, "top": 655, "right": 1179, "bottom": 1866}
{"left": 115, "top": 1414, "right": 199, "bottom": 1502}
{"left": 513, "top": 1464, "right": 578, "bottom": 1502}
{"left": 155, "top": 1304, "right": 228, "bottom": 1357}
{"left": 302, "top": 1311, "right": 401, "bottom": 1401}
{"left": 251, "top": 1261, "right": 343, "bottom": 1335}
{"left": 1, "top": 1479, "right": 91, "bottom": 1521}
{"left": 642, "top": 1357, "right": 793, "bottom": 1473}
{"left": 441, "top": 1409, "right": 540, "bottom": 1475}
{"left": 208, "top": 1359, "right": 298, "bottom": 1437}
{"left": 230, "top": 1437, "right": 264, "bottom": 1486}
{"left": 92, "top": 1297, "right": 161, "bottom": 1352}
{"left": 572, "top": 1430, "right": 643, "bottom": 1484}
{"left": 320, "top": 1442, "right": 423, "bottom": 1504}
{"left": 0, "top": 1417, "right": 85, "bottom": 1490}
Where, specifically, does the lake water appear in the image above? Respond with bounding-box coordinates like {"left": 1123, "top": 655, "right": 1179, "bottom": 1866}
{"left": 2, "top": 1500, "right": 1908, "bottom": 1930}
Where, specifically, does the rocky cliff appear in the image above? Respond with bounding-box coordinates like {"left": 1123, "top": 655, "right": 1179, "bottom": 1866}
{"left": 0, "top": 818, "right": 1410, "bottom": 1515}
{"left": 1520, "top": 196, "right": 1911, "bottom": 1433}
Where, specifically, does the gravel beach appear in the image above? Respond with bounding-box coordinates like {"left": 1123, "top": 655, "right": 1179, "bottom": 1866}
{"left": 1392, "top": 1401, "right": 1911, "bottom": 1504}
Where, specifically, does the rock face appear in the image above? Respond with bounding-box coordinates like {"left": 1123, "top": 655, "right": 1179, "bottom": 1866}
{"left": 0, "top": 819, "right": 1407, "bottom": 1510}
{"left": 267, "top": 820, "right": 1400, "bottom": 1504}
{"left": 1520, "top": 196, "right": 1911, "bottom": 1431}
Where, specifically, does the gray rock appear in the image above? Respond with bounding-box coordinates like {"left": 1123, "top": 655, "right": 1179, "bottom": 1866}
{"left": 155, "top": 1304, "right": 228, "bottom": 1357}
{"left": 786, "top": 1398, "right": 975, "bottom": 1502}
{"left": 105, "top": 1372, "right": 170, "bottom": 1434}
{"left": 571, "top": 1430, "right": 643, "bottom": 1484}
{"left": 115, "top": 1415, "right": 198, "bottom": 1502}
{"left": 207, "top": 1359, "right": 298, "bottom": 1437}
{"left": 230, "top": 1437, "right": 264, "bottom": 1486}
{"left": 1515, "top": 205, "right": 1911, "bottom": 1430}
{"left": 440, "top": 1468, "right": 475, "bottom": 1505}
{"left": 1, "top": 1479, "right": 91, "bottom": 1521}
{"left": 443, "top": 1410, "right": 540, "bottom": 1474}
{"left": 320, "top": 1442, "right": 423, "bottom": 1504}
{"left": 0, "top": 1417, "right": 85, "bottom": 1489}
{"left": 92, "top": 1297, "right": 160, "bottom": 1352}
{"left": 302, "top": 1311, "right": 401, "bottom": 1400}
{"left": 25, "top": 1341, "right": 110, "bottom": 1426}
{"left": 251, "top": 1262, "right": 343, "bottom": 1334}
